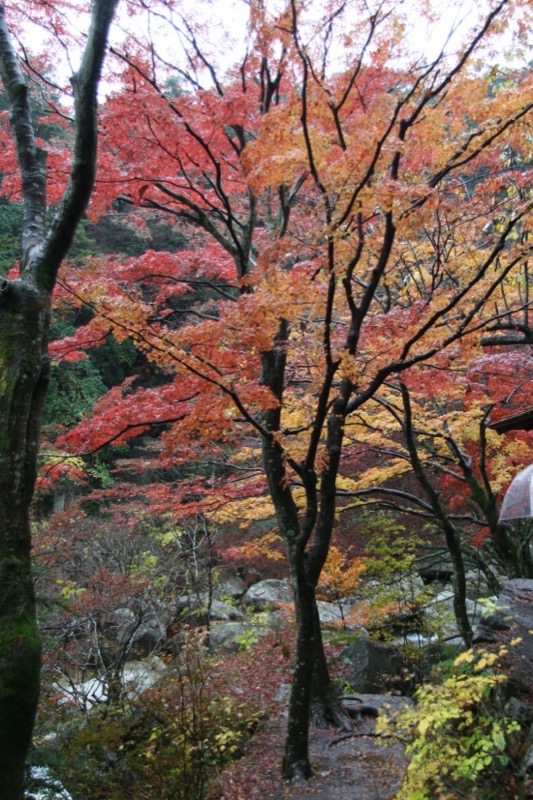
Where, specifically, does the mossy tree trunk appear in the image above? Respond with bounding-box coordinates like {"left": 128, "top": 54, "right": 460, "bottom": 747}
{"left": 0, "top": 283, "right": 49, "bottom": 797}
{"left": 0, "top": 3, "right": 119, "bottom": 796}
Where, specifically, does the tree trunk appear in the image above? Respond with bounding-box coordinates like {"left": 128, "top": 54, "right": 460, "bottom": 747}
{"left": 309, "top": 597, "right": 347, "bottom": 729}
{"left": 282, "top": 547, "right": 349, "bottom": 781}
{"left": 0, "top": 281, "right": 49, "bottom": 798}
{"left": 0, "top": 3, "right": 119, "bottom": 795}
{"left": 283, "top": 554, "right": 315, "bottom": 781}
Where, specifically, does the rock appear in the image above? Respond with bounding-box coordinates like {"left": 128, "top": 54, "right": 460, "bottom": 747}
{"left": 464, "top": 569, "right": 492, "bottom": 599}
{"left": 103, "top": 607, "right": 169, "bottom": 657}
{"left": 520, "top": 742, "right": 533, "bottom": 776}
{"left": 315, "top": 599, "right": 366, "bottom": 631}
{"left": 215, "top": 575, "right": 247, "bottom": 600}
{"left": 210, "top": 598, "right": 245, "bottom": 621}
{"left": 56, "top": 656, "right": 168, "bottom": 710}
{"left": 489, "top": 579, "right": 533, "bottom": 698}
{"left": 109, "top": 607, "right": 136, "bottom": 632}
{"left": 472, "top": 624, "right": 501, "bottom": 644}
{"left": 316, "top": 600, "right": 348, "bottom": 625}
{"left": 122, "top": 655, "right": 168, "bottom": 695}
{"left": 424, "top": 591, "right": 486, "bottom": 641}
{"left": 505, "top": 697, "right": 533, "bottom": 726}
{"left": 242, "top": 578, "right": 293, "bottom": 610}
{"left": 127, "top": 617, "right": 166, "bottom": 657}
{"left": 208, "top": 621, "right": 271, "bottom": 652}
{"left": 341, "top": 692, "right": 413, "bottom": 718}
{"left": 368, "top": 574, "right": 427, "bottom": 603}
{"left": 479, "top": 607, "right": 512, "bottom": 632}
{"left": 175, "top": 593, "right": 245, "bottom": 623}
{"left": 341, "top": 637, "right": 403, "bottom": 693}
{"left": 499, "top": 579, "right": 533, "bottom": 631}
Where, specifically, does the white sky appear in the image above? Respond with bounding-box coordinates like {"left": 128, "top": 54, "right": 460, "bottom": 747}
{"left": 7, "top": 0, "right": 531, "bottom": 95}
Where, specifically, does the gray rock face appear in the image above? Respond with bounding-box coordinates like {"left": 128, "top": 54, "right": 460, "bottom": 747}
{"left": 107, "top": 608, "right": 168, "bottom": 657}
{"left": 464, "top": 569, "right": 492, "bottom": 599}
{"left": 242, "top": 578, "right": 293, "bottom": 610}
{"left": 423, "top": 591, "right": 487, "bottom": 641}
{"left": 316, "top": 600, "right": 348, "bottom": 625}
{"left": 341, "top": 637, "right": 403, "bottom": 693}
{"left": 208, "top": 621, "right": 270, "bottom": 652}
{"left": 127, "top": 617, "right": 166, "bottom": 657}
{"left": 215, "top": 576, "right": 247, "bottom": 601}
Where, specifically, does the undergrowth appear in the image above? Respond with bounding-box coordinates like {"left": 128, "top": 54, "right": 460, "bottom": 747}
{"left": 31, "top": 632, "right": 292, "bottom": 800}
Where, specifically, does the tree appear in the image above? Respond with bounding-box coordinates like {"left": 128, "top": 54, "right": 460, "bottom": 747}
{"left": 332, "top": 339, "right": 532, "bottom": 644}
{"left": 52, "top": 0, "right": 532, "bottom": 781}
{"left": 0, "top": 2, "right": 119, "bottom": 796}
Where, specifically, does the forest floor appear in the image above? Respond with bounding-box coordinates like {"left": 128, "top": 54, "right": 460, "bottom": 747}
{"left": 212, "top": 694, "right": 409, "bottom": 800}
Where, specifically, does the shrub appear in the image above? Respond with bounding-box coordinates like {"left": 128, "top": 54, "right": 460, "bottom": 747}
{"left": 377, "top": 645, "right": 523, "bottom": 800}
{"left": 37, "top": 639, "right": 265, "bottom": 800}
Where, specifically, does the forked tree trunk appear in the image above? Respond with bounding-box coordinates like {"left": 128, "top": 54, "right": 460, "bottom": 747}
{"left": 0, "top": 3, "right": 119, "bottom": 796}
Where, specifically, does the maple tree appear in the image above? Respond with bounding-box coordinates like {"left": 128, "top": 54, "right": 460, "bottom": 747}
{"left": 333, "top": 325, "right": 532, "bottom": 644}
{"left": 0, "top": 2, "right": 119, "bottom": 796}
{"left": 39, "top": 0, "right": 532, "bottom": 783}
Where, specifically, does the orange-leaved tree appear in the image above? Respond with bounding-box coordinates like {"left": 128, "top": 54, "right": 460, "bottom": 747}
{"left": 330, "top": 336, "right": 532, "bottom": 644}
{"left": 52, "top": 0, "right": 532, "bottom": 781}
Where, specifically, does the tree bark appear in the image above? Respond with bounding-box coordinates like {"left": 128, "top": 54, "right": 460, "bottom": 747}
{"left": 0, "top": 282, "right": 48, "bottom": 798}
{"left": 261, "top": 326, "right": 351, "bottom": 781}
{"left": 0, "top": 3, "right": 119, "bottom": 796}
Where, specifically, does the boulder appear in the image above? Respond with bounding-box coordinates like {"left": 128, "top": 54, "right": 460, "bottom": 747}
{"left": 107, "top": 607, "right": 136, "bottom": 640}
{"left": 210, "top": 598, "right": 245, "bottom": 621}
{"left": 242, "top": 578, "right": 293, "bottom": 610}
{"left": 424, "top": 591, "right": 487, "bottom": 641}
{"left": 341, "top": 637, "right": 403, "bottom": 693}
{"left": 316, "top": 600, "right": 348, "bottom": 626}
{"left": 316, "top": 599, "right": 363, "bottom": 630}
{"left": 215, "top": 575, "right": 248, "bottom": 601}
{"left": 464, "top": 569, "right": 492, "bottom": 599}
{"left": 419, "top": 562, "right": 454, "bottom": 586}
{"left": 175, "top": 593, "right": 245, "bottom": 623}
{"left": 208, "top": 621, "right": 271, "bottom": 652}
{"left": 127, "top": 617, "right": 166, "bottom": 657}
{"left": 56, "top": 656, "right": 167, "bottom": 709}
{"left": 103, "top": 607, "right": 170, "bottom": 656}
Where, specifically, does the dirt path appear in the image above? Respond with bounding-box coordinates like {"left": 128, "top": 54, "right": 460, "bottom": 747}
{"left": 212, "top": 695, "right": 409, "bottom": 800}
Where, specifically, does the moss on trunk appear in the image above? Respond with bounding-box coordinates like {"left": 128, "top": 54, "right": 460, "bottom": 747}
{"left": 0, "top": 554, "right": 41, "bottom": 800}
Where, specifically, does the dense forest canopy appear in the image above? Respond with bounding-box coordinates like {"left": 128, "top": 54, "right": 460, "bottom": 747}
{"left": 0, "top": 0, "right": 531, "bottom": 797}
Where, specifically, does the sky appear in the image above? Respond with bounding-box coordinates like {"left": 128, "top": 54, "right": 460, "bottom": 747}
{"left": 6, "top": 0, "right": 531, "bottom": 98}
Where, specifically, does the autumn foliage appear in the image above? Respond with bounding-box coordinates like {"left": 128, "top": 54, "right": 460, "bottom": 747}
{"left": 0, "top": 0, "right": 531, "bottom": 791}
